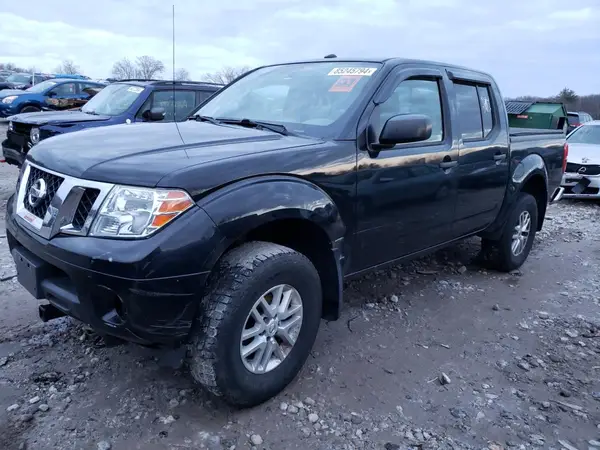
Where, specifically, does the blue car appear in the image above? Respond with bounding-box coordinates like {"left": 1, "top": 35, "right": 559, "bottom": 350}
{"left": 0, "top": 78, "right": 106, "bottom": 117}
{"left": 2, "top": 80, "right": 223, "bottom": 166}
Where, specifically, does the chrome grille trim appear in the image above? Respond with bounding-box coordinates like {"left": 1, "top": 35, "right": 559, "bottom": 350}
{"left": 15, "top": 161, "right": 115, "bottom": 240}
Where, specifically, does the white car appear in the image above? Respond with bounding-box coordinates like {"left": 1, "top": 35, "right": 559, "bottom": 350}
{"left": 560, "top": 120, "right": 600, "bottom": 199}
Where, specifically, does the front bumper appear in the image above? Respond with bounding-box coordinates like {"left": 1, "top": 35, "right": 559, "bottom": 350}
{"left": 0, "top": 104, "right": 19, "bottom": 118}
{"left": 560, "top": 172, "right": 600, "bottom": 199}
{"left": 2, "top": 141, "right": 25, "bottom": 166}
{"left": 6, "top": 195, "right": 221, "bottom": 347}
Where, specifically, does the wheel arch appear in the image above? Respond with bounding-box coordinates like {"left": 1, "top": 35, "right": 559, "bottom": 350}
{"left": 198, "top": 175, "right": 346, "bottom": 321}
{"left": 482, "top": 153, "right": 549, "bottom": 239}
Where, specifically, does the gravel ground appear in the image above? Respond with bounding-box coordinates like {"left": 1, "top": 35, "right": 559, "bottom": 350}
{"left": 1, "top": 142, "right": 599, "bottom": 450}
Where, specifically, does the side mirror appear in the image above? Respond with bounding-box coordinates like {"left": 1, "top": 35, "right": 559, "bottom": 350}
{"left": 47, "top": 91, "right": 57, "bottom": 98}
{"left": 142, "top": 107, "right": 166, "bottom": 121}
{"left": 377, "top": 114, "right": 433, "bottom": 148}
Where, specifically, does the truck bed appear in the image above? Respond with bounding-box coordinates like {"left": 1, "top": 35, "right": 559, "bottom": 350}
{"left": 509, "top": 127, "right": 565, "bottom": 138}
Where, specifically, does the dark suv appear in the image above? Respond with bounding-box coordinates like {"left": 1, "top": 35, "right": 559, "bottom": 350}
{"left": 2, "top": 80, "right": 223, "bottom": 166}
{"left": 567, "top": 111, "right": 593, "bottom": 134}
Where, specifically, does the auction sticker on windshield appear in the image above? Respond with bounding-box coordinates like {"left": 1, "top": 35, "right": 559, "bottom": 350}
{"left": 127, "top": 86, "right": 144, "bottom": 93}
{"left": 329, "top": 76, "right": 362, "bottom": 92}
{"left": 328, "top": 67, "right": 377, "bottom": 76}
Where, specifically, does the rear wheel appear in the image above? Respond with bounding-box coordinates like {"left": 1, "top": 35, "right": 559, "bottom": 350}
{"left": 188, "top": 241, "right": 322, "bottom": 407}
{"left": 20, "top": 105, "right": 40, "bottom": 113}
{"left": 479, "top": 192, "right": 538, "bottom": 272}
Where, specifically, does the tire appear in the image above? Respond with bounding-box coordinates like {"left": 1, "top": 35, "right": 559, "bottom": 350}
{"left": 188, "top": 241, "right": 322, "bottom": 407}
{"left": 20, "top": 105, "right": 40, "bottom": 113}
{"left": 480, "top": 193, "right": 538, "bottom": 272}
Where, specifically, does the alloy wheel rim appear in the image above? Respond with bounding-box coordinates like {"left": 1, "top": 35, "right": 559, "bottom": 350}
{"left": 240, "top": 284, "right": 303, "bottom": 374}
{"left": 511, "top": 210, "right": 531, "bottom": 256}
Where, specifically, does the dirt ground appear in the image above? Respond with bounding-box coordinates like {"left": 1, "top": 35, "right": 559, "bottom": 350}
{"left": 1, "top": 129, "right": 599, "bottom": 450}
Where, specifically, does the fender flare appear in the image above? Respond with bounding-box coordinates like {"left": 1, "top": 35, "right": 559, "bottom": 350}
{"left": 196, "top": 175, "right": 346, "bottom": 318}
{"left": 511, "top": 153, "right": 548, "bottom": 188}
{"left": 482, "top": 154, "right": 548, "bottom": 239}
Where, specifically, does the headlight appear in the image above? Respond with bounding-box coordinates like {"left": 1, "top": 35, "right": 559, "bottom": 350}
{"left": 30, "top": 127, "right": 40, "bottom": 144}
{"left": 90, "top": 186, "right": 194, "bottom": 238}
{"left": 7, "top": 121, "right": 13, "bottom": 132}
{"left": 2, "top": 96, "right": 17, "bottom": 104}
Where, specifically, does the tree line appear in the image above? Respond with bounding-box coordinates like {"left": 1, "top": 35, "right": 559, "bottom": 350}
{"left": 1, "top": 57, "right": 250, "bottom": 84}
{"left": 509, "top": 87, "right": 600, "bottom": 120}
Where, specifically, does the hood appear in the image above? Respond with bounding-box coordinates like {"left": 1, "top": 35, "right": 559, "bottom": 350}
{"left": 0, "top": 89, "right": 27, "bottom": 98}
{"left": 11, "top": 110, "right": 111, "bottom": 126}
{"left": 27, "top": 120, "right": 318, "bottom": 187}
{"left": 567, "top": 143, "right": 600, "bottom": 165}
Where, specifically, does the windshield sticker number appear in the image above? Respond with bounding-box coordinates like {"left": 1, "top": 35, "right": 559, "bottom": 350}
{"left": 127, "top": 86, "right": 144, "bottom": 93}
{"left": 327, "top": 67, "right": 377, "bottom": 77}
{"left": 329, "top": 76, "right": 362, "bottom": 93}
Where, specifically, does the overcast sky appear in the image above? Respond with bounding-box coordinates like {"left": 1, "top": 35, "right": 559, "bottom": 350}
{"left": 1, "top": 0, "right": 598, "bottom": 97}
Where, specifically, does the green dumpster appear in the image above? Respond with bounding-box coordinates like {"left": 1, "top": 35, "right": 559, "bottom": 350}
{"left": 506, "top": 101, "right": 568, "bottom": 132}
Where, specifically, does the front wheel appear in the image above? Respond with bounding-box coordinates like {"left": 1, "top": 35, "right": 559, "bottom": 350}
{"left": 20, "top": 105, "right": 41, "bottom": 113}
{"left": 188, "top": 241, "right": 322, "bottom": 407}
{"left": 480, "top": 192, "right": 538, "bottom": 272}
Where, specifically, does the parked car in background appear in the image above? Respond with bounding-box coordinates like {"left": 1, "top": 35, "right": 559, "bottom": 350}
{"left": 0, "top": 70, "right": 14, "bottom": 82}
{"left": 559, "top": 120, "right": 600, "bottom": 198}
{"left": 5, "top": 57, "right": 566, "bottom": 407}
{"left": 0, "top": 78, "right": 106, "bottom": 117}
{"left": 567, "top": 111, "right": 593, "bottom": 134}
{"left": 0, "top": 73, "right": 51, "bottom": 91}
{"left": 2, "top": 80, "right": 223, "bottom": 166}
{"left": 52, "top": 74, "right": 90, "bottom": 80}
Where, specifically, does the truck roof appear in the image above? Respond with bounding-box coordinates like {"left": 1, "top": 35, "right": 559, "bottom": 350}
{"left": 260, "top": 56, "right": 494, "bottom": 79}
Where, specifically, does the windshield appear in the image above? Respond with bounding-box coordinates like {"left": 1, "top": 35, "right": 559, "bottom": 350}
{"left": 82, "top": 83, "right": 144, "bottom": 116}
{"left": 567, "top": 124, "right": 600, "bottom": 144}
{"left": 195, "top": 62, "right": 382, "bottom": 138}
{"left": 26, "top": 80, "right": 57, "bottom": 94}
{"left": 6, "top": 74, "right": 30, "bottom": 84}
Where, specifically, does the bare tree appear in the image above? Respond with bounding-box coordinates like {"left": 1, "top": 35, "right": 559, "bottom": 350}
{"left": 54, "top": 59, "right": 80, "bottom": 74}
{"left": 27, "top": 66, "right": 41, "bottom": 74}
{"left": 174, "top": 68, "right": 190, "bottom": 81}
{"left": 111, "top": 58, "right": 138, "bottom": 79}
{"left": 136, "top": 56, "right": 165, "bottom": 80}
{"left": 201, "top": 65, "right": 252, "bottom": 84}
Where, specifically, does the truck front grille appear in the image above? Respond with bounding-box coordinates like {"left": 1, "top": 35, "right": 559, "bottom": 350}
{"left": 15, "top": 162, "right": 114, "bottom": 240}
{"left": 13, "top": 122, "right": 33, "bottom": 135}
{"left": 72, "top": 188, "right": 100, "bottom": 230}
{"left": 23, "top": 166, "right": 64, "bottom": 219}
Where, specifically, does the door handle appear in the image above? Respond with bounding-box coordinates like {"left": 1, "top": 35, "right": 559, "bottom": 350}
{"left": 493, "top": 153, "right": 506, "bottom": 161}
{"left": 440, "top": 158, "right": 458, "bottom": 169}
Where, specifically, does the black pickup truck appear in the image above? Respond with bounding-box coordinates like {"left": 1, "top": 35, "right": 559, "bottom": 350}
{"left": 6, "top": 57, "right": 566, "bottom": 407}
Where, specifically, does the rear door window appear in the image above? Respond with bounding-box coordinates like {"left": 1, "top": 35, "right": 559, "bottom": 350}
{"left": 454, "top": 84, "right": 483, "bottom": 140}
{"left": 477, "top": 86, "right": 494, "bottom": 138}
{"left": 454, "top": 82, "right": 496, "bottom": 141}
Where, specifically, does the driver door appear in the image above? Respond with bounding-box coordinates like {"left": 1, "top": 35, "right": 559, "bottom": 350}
{"left": 135, "top": 90, "right": 197, "bottom": 122}
{"left": 353, "top": 67, "right": 460, "bottom": 271}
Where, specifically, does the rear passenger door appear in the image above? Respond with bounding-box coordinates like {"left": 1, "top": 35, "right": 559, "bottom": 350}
{"left": 449, "top": 70, "right": 510, "bottom": 236}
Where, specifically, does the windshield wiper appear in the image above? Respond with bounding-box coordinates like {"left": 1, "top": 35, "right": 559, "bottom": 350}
{"left": 217, "top": 118, "right": 291, "bottom": 136}
{"left": 192, "top": 115, "right": 222, "bottom": 126}
{"left": 84, "top": 110, "right": 99, "bottom": 115}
